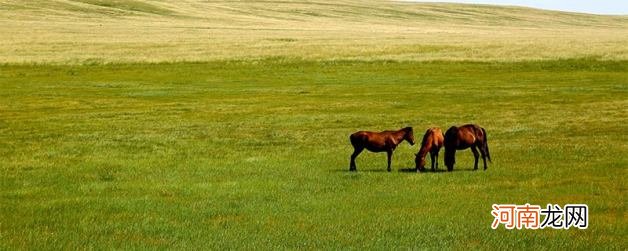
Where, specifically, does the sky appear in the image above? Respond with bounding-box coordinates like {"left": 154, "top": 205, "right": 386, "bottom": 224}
{"left": 410, "top": 0, "right": 628, "bottom": 15}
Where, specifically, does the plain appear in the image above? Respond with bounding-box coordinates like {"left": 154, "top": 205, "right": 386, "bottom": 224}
{"left": 1, "top": 60, "right": 626, "bottom": 249}
{"left": 1, "top": 0, "right": 627, "bottom": 249}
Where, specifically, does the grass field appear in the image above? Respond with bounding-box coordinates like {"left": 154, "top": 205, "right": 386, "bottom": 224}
{"left": 1, "top": 0, "right": 627, "bottom": 63}
{"left": 1, "top": 0, "right": 627, "bottom": 250}
{"left": 1, "top": 59, "right": 626, "bottom": 249}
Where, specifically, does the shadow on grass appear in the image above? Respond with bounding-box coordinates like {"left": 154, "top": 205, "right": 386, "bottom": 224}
{"left": 398, "top": 167, "right": 419, "bottom": 173}
{"left": 331, "top": 167, "right": 478, "bottom": 173}
{"left": 330, "top": 168, "right": 395, "bottom": 173}
{"left": 398, "top": 167, "right": 455, "bottom": 173}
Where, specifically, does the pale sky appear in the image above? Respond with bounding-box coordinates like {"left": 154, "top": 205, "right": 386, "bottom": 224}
{"left": 410, "top": 1, "right": 628, "bottom": 15}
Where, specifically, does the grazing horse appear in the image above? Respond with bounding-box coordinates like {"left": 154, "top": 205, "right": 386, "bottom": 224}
{"left": 349, "top": 127, "right": 415, "bottom": 172}
{"left": 444, "top": 124, "right": 491, "bottom": 171}
{"left": 415, "top": 127, "right": 444, "bottom": 172}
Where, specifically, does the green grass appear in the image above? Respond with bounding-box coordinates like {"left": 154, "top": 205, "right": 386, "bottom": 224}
{"left": 1, "top": 59, "right": 626, "bottom": 249}
{"left": 1, "top": 1, "right": 625, "bottom": 249}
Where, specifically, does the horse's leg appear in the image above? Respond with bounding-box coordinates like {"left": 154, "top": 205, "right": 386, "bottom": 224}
{"left": 430, "top": 152, "right": 436, "bottom": 172}
{"left": 350, "top": 147, "right": 363, "bottom": 171}
{"left": 386, "top": 150, "right": 392, "bottom": 172}
{"left": 471, "top": 146, "right": 479, "bottom": 171}
{"left": 480, "top": 146, "right": 488, "bottom": 171}
{"left": 435, "top": 150, "right": 439, "bottom": 170}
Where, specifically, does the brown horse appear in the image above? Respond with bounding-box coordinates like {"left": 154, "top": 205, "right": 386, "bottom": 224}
{"left": 444, "top": 124, "right": 491, "bottom": 171}
{"left": 349, "top": 127, "right": 415, "bottom": 172}
{"left": 415, "top": 127, "right": 444, "bottom": 172}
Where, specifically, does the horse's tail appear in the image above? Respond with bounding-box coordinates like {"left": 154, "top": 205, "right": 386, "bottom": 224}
{"left": 481, "top": 127, "right": 491, "bottom": 162}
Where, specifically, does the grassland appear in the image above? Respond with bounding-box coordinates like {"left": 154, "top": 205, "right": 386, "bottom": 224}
{"left": 1, "top": 0, "right": 627, "bottom": 63}
{"left": 1, "top": 0, "right": 627, "bottom": 250}
{"left": 1, "top": 59, "right": 626, "bottom": 249}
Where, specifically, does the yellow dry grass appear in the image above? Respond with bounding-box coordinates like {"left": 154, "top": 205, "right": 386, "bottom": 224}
{"left": 1, "top": 0, "right": 627, "bottom": 63}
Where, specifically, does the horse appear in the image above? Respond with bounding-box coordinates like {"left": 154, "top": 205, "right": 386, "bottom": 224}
{"left": 349, "top": 127, "right": 415, "bottom": 172}
{"left": 415, "top": 127, "right": 444, "bottom": 172}
{"left": 444, "top": 124, "right": 491, "bottom": 171}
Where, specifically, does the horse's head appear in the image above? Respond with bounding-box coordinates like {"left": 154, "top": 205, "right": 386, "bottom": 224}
{"left": 415, "top": 153, "right": 426, "bottom": 171}
{"left": 404, "top": 127, "right": 415, "bottom": 145}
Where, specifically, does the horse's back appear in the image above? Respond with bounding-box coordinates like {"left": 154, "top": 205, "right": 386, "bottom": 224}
{"left": 460, "top": 124, "right": 486, "bottom": 141}
{"left": 350, "top": 130, "right": 391, "bottom": 152}
{"left": 350, "top": 131, "right": 378, "bottom": 146}
{"left": 460, "top": 124, "right": 482, "bottom": 133}
{"left": 445, "top": 125, "right": 475, "bottom": 149}
{"left": 431, "top": 128, "right": 444, "bottom": 147}
{"left": 350, "top": 131, "right": 367, "bottom": 144}
{"left": 422, "top": 127, "right": 444, "bottom": 148}
{"left": 454, "top": 124, "right": 488, "bottom": 147}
